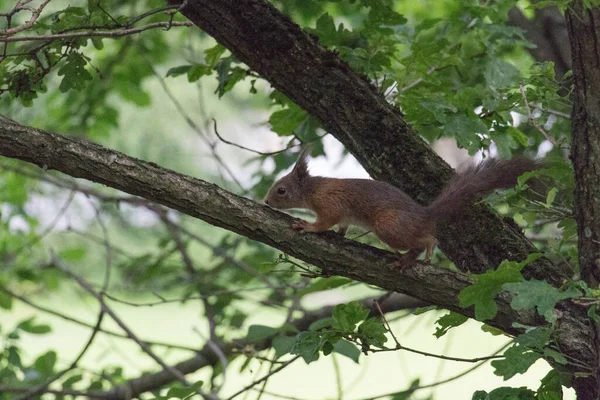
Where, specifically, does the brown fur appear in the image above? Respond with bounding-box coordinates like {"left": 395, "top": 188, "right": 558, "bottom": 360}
{"left": 264, "top": 149, "right": 541, "bottom": 267}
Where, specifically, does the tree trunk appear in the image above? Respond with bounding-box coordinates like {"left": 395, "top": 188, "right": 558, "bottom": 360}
{"left": 566, "top": 1, "right": 600, "bottom": 397}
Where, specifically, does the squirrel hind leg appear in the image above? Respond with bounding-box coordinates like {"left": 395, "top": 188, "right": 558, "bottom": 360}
{"left": 337, "top": 224, "right": 349, "bottom": 236}
{"left": 390, "top": 249, "right": 422, "bottom": 270}
{"left": 423, "top": 237, "right": 438, "bottom": 262}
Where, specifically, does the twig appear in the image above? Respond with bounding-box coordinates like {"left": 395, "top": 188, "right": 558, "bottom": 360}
{"left": 0, "top": 0, "right": 51, "bottom": 37}
{"left": 400, "top": 66, "right": 438, "bottom": 92}
{"left": 145, "top": 60, "right": 246, "bottom": 192}
{"left": 0, "top": 386, "right": 110, "bottom": 399}
{"left": 374, "top": 300, "right": 400, "bottom": 347}
{"left": 193, "top": 326, "right": 228, "bottom": 396}
{"left": 153, "top": 206, "right": 197, "bottom": 275}
{"left": 85, "top": 194, "right": 112, "bottom": 292}
{"left": 12, "top": 190, "right": 75, "bottom": 258}
{"left": 103, "top": 285, "right": 288, "bottom": 307}
{"left": 212, "top": 118, "right": 298, "bottom": 156}
{"left": 53, "top": 257, "right": 220, "bottom": 400}
{"left": 0, "top": 21, "right": 193, "bottom": 42}
{"left": 0, "top": 285, "right": 198, "bottom": 351}
{"left": 13, "top": 308, "right": 106, "bottom": 400}
{"left": 519, "top": 83, "right": 556, "bottom": 145}
{"left": 225, "top": 356, "right": 301, "bottom": 400}
{"left": 370, "top": 302, "right": 503, "bottom": 363}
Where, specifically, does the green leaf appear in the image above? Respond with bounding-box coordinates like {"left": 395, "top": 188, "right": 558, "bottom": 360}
{"left": 246, "top": 324, "right": 279, "bottom": 342}
{"left": 297, "top": 276, "right": 352, "bottom": 296}
{"left": 357, "top": 318, "right": 388, "bottom": 347}
{"left": 537, "top": 369, "right": 570, "bottom": 400}
{"left": 444, "top": 115, "right": 486, "bottom": 155}
{"left": 62, "top": 373, "right": 83, "bottom": 388}
{"left": 472, "top": 386, "right": 536, "bottom": 399}
{"left": 331, "top": 301, "right": 369, "bottom": 332}
{"left": 412, "top": 305, "right": 437, "bottom": 315}
{"left": 34, "top": 351, "right": 57, "bottom": 376}
{"left": 0, "top": 290, "right": 13, "bottom": 310}
{"left": 333, "top": 339, "right": 360, "bottom": 363}
{"left": 272, "top": 336, "right": 295, "bottom": 359}
{"left": 514, "top": 326, "right": 551, "bottom": 350}
{"left": 204, "top": 44, "right": 226, "bottom": 67}
{"left": 485, "top": 58, "right": 520, "bottom": 89}
{"left": 57, "top": 52, "right": 93, "bottom": 92}
{"left": 166, "top": 386, "right": 196, "bottom": 399}
{"left": 268, "top": 103, "right": 308, "bottom": 136}
{"left": 166, "top": 65, "right": 191, "bottom": 78}
{"left": 188, "top": 64, "right": 212, "bottom": 82}
{"left": 459, "top": 254, "right": 542, "bottom": 321}
{"left": 214, "top": 57, "right": 247, "bottom": 97}
{"left": 558, "top": 218, "right": 577, "bottom": 240}
{"left": 543, "top": 348, "right": 567, "bottom": 365}
{"left": 434, "top": 312, "right": 468, "bottom": 338}
{"left": 503, "top": 279, "right": 581, "bottom": 322}
{"left": 309, "top": 317, "right": 333, "bottom": 331}
{"left": 588, "top": 304, "right": 600, "bottom": 324}
{"left": 545, "top": 187, "right": 558, "bottom": 207}
{"left": 481, "top": 324, "right": 505, "bottom": 336}
{"left": 313, "top": 13, "right": 336, "bottom": 46}
{"left": 59, "top": 247, "right": 86, "bottom": 262}
{"left": 491, "top": 345, "right": 541, "bottom": 380}
{"left": 322, "top": 341, "right": 334, "bottom": 355}
{"left": 292, "top": 331, "right": 322, "bottom": 364}
{"left": 258, "top": 260, "right": 279, "bottom": 274}
{"left": 18, "top": 317, "right": 52, "bottom": 334}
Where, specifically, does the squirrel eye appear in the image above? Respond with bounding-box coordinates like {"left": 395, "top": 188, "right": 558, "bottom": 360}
{"left": 277, "top": 187, "right": 286, "bottom": 195}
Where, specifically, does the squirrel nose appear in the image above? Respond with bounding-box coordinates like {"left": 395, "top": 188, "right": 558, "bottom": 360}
{"left": 264, "top": 199, "right": 270, "bottom": 205}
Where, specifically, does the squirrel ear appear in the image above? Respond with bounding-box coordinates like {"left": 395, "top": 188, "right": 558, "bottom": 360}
{"left": 292, "top": 146, "right": 311, "bottom": 181}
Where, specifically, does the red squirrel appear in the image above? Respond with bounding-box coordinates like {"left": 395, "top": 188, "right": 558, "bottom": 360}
{"left": 264, "top": 148, "right": 540, "bottom": 267}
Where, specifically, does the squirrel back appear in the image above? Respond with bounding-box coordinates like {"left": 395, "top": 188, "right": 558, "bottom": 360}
{"left": 425, "top": 157, "right": 541, "bottom": 221}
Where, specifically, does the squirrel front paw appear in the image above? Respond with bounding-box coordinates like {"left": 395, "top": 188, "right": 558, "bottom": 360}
{"left": 291, "top": 219, "right": 309, "bottom": 233}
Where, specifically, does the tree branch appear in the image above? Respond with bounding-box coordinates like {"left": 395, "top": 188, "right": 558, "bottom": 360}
{"left": 165, "top": 0, "right": 566, "bottom": 283}
{"left": 101, "top": 293, "right": 438, "bottom": 400}
{"left": 507, "top": 5, "right": 571, "bottom": 78}
{"left": 0, "top": 118, "right": 536, "bottom": 336}
{"left": 0, "top": 21, "right": 193, "bottom": 42}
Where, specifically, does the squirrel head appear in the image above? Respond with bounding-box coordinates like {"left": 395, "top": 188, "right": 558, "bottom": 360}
{"left": 264, "top": 147, "right": 310, "bottom": 209}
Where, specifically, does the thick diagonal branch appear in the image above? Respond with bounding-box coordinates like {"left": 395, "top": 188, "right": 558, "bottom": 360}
{"left": 165, "top": 0, "right": 566, "bottom": 282}
{"left": 0, "top": 118, "right": 535, "bottom": 336}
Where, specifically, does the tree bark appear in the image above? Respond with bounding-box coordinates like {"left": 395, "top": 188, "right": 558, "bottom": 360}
{"left": 0, "top": 117, "right": 536, "bottom": 335}
{"left": 165, "top": 0, "right": 567, "bottom": 283}
{"left": 508, "top": 6, "right": 571, "bottom": 78}
{"left": 566, "top": 1, "right": 600, "bottom": 397}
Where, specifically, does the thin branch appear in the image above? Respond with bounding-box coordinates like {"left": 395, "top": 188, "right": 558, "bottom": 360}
{"left": 0, "top": 21, "right": 193, "bottom": 42}
{"left": 103, "top": 285, "right": 288, "bottom": 307}
{"left": 145, "top": 58, "right": 246, "bottom": 192}
{"left": 53, "top": 257, "right": 220, "bottom": 400}
{"left": 12, "top": 190, "right": 75, "bottom": 258}
{"left": 0, "top": 285, "right": 199, "bottom": 351}
{"left": 0, "top": 0, "right": 51, "bottom": 36}
{"left": 212, "top": 118, "right": 298, "bottom": 156}
{"left": 519, "top": 82, "right": 556, "bottom": 145}
{"left": 368, "top": 302, "right": 504, "bottom": 363}
{"left": 0, "top": 386, "right": 110, "bottom": 399}
{"left": 13, "top": 308, "right": 106, "bottom": 400}
{"left": 225, "top": 356, "right": 301, "bottom": 400}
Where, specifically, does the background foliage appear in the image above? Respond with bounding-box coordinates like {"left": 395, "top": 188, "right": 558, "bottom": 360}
{"left": 0, "top": 0, "right": 584, "bottom": 399}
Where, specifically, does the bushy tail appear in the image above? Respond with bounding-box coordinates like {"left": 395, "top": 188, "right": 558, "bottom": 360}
{"left": 425, "top": 157, "right": 541, "bottom": 221}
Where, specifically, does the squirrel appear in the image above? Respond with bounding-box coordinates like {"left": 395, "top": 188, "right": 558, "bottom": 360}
{"left": 264, "top": 148, "right": 540, "bottom": 267}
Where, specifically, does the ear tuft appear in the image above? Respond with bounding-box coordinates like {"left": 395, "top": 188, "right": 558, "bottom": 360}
{"left": 292, "top": 145, "right": 311, "bottom": 181}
